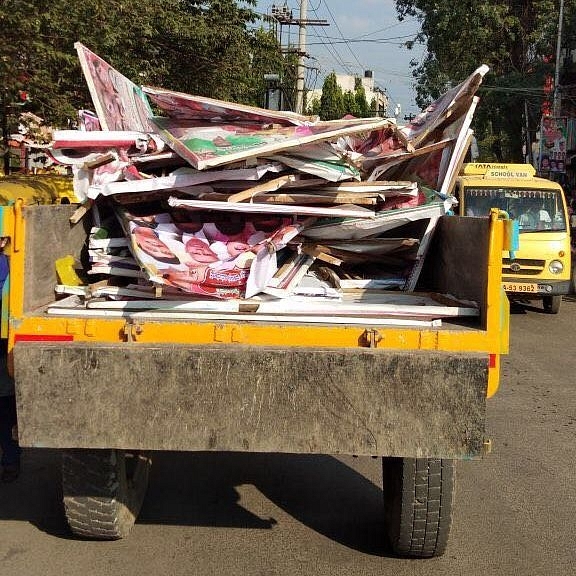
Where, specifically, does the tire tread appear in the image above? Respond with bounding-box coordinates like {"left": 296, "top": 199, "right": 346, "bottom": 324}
{"left": 382, "top": 457, "right": 455, "bottom": 558}
{"left": 62, "top": 449, "right": 150, "bottom": 540}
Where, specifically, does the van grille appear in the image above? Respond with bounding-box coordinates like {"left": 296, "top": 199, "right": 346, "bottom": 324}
{"left": 502, "top": 258, "right": 545, "bottom": 276}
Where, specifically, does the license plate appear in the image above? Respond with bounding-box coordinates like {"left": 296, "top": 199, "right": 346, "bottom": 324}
{"left": 502, "top": 282, "right": 538, "bottom": 293}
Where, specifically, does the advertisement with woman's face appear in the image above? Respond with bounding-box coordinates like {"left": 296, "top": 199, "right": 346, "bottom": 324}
{"left": 75, "top": 42, "right": 152, "bottom": 133}
{"left": 123, "top": 209, "right": 301, "bottom": 298}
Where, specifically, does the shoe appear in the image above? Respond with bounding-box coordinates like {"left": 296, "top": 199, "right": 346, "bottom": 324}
{"left": 1, "top": 463, "right": 20, "bottom": 483}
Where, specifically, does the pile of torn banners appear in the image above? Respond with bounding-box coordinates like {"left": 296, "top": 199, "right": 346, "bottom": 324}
{"left": 48, "top": 43, "right": 489, "bottom": 326}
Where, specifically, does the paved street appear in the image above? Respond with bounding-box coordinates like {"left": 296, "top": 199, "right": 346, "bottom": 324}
{"left": 1, "top": 297, "right": 575, "bottom": 576}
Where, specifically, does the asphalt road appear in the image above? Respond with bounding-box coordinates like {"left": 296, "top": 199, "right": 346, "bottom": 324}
{"left": 1, "top": 297, "right": 575, "bottom": 576}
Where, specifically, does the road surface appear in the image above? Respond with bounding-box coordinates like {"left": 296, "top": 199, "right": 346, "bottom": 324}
{"left": 1, "top": 297, "right": 575, "bottom": 575}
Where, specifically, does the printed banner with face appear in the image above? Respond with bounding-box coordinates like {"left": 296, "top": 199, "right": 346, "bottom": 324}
{"left": 75, "top": 42, "right": 153, "bottom": 133}
{"left": 120, "top": 208, "right": 302, "bottom": 299}
{"left": 539, "top": 116, "right": 567, "bottom": 174}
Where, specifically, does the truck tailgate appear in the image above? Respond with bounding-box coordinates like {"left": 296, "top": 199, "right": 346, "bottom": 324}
{"left": 14, "top": 342, "right": 487, "bottom": 457}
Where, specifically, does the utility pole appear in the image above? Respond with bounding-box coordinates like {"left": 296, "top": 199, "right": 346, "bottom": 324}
{"left": 270, "top": 2, "right": 328, "bottom": 113}
{"left": 524, "top": 99, "right": 532, "bottom": 165}
{"left": 295, "top": 0, "right": 308, "bottom": 114}
{"left": 553, "top": 0, "right": 565, "bottom": 116}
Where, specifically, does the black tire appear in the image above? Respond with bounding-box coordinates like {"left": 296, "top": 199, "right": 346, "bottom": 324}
{"left": 382, "top": 457, "right": 455, "bottom": 558}
{"left": 543, "top": 295, "right": 561, "bottom": 314}
{"left": 62, "top": 449, "right": 151, "bottom": 540}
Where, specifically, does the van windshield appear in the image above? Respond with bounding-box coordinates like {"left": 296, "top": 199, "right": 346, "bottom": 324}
{"left": 463, "top": 187, "right": 567, "bottom": 232}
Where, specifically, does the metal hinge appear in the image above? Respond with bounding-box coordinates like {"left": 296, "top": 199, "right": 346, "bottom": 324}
{"left": 123, "top": 319, "right": 143, "bottom": 342}
{"left": 361, "top": 328, "right": 382, "bottom": 348}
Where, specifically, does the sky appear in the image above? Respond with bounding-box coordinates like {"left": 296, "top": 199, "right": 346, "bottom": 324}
{"left": 253, "top": 0, "right": 426, "bottom": 118}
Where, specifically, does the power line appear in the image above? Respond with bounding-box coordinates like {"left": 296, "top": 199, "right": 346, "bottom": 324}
{"left": 306, "top": 34, "right": 420, "bottom": 46}
{"left": 308, "top": 3, "right": 353, "bottom": 75}
{"left": 351, "top": 18, "right": 421, "bottom": 41}
{"left": 320, "top": 0, "right": 366, "bottom": 73}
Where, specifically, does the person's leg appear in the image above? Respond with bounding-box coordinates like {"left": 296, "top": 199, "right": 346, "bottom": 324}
{"left": 0, "top": 394, "right": 21, "bottom": 481}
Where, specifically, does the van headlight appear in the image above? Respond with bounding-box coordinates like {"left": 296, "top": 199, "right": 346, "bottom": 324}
{"left": 549, "top": 260, "right": 564, "bottom": 274}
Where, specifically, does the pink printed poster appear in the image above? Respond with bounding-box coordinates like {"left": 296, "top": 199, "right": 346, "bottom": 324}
{"left": 120, "top": 208, "right": 302, "bottom": 299}
{"left": 75, "top": 42, "right": 152, "bottom": 133}
{"left": 150, "top": 116, "right": 390, "bottom": 170}
{"left": 143, "top": 86, "right": 315, "bottom": 125}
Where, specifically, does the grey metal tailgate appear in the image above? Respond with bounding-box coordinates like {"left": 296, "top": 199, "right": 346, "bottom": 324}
{"left": 14, "top": 342, "right": 487, "bottom": 457}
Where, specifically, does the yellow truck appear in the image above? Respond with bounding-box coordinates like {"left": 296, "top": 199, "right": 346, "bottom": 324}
{"left": 0, "top": 178, "right": 510, "bottom": 558}
{"left": 454, "top": 163, "right": 572, "bottom": 313}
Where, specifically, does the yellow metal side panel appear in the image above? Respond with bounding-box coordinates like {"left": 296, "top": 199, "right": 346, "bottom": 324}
{"left": 4, "top": 201, "right": 26, "bottom": 323}
{"left": 0, "top": 175, "right": 77, "bottom": 204}
{"left": 483, "top": 212, "right": 509, "bottom": 397}
{"left": 11, "top": 314, "right": 501, "bottom": 352}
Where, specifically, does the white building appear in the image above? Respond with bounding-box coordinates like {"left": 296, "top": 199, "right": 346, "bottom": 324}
{"left": 307, "top": 70, "right": 389, "bottom": 117}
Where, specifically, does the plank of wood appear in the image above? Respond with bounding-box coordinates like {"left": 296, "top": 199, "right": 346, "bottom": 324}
{"left": 168, "top": 197, "right": 376, "bottom": 218}
{"left": 226, "top": 174, "right": 297, "bottom": 203}
{"left": 403, "top": 215, "right": 440, "bottom": 291}
{"left": 61, "top": 293, "right": 478, "bottom": 318}
{"left": 268, "top": 252, "right": 308, "bottom": 288}
{"left": 69, "top": 203, "right": 91, "bottom": 224}
{"left": 300, "top": 245, "right": 343, "bottom": 266}
{"left": 83, "top": 152, "right": 116, "bottom": 170}
{"left": 199, "top": 191, "right": 380, "bottom": 205}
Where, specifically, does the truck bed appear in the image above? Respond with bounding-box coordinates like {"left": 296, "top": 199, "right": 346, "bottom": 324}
{"left": 9, "top": 204, "right": 508, "bottom": 458}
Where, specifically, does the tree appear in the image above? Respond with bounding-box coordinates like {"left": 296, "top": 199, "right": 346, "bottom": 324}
{"left": 394, "top": 0, "right": 574, "bottom": 161}
{"left": 319, "top": 72, "right": 345, "bottom": 120}
{"left": 307, "top": 96, "right": 321, "bottom": 116}
{"left": 342, "top": 90, "right": 359, "bottom": 116}
{"left": 353, "top": 78, "right": 371, "bottom": 117}
{"left": 0, "top": 0, "right": 282, "bottom": 129}
{"left": 317, "top": 73, "right": 374, "bottom": 119}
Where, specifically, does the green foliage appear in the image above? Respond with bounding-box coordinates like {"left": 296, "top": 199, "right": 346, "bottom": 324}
{"left": 342, "top": 91, "right": 358, "bottom": 116}
{"left": 277, "top": 51, "right": 299, "bottom": 112}
{"left": 307, "top": 96, "right": 321, "bottom": 116}
{"left": 395, "top": 0, "right": 576, "bottom": 161}
{"left": 354, "top": 83, "right": 371, "bottom": 117}
{"left": 319, "top": 72, "right": 345, "bottom": 120}
{"left": 0, "top": 0, "right": 282, "bottom": 128}
{"left": 318, "top": 73, "right": 372, "bottom": 119}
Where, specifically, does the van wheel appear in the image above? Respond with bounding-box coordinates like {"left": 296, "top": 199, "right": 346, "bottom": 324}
{"left": 543, "top": 295, "right": 561, "bottom": 314}
{"left": 382, "top": 457, "right": 454, "bottom": 558}
{"left": 62, "top": 449, "right": 151, "bottom": 540}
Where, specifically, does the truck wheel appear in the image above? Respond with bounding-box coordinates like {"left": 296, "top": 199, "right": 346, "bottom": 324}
{"left": 382, "top": 457, "right": 454, "bottom": 558}
{"left": 543, "top": 295, "right": 561, "bottom": 314}
{"left": 62, "top": 449, "right": 151, "bottom": 540}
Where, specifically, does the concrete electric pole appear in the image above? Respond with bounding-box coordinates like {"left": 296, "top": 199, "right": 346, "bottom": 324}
{"left": 295, "top": 0, "right": 308, "bottom": 114}
{"left": 269, "top": 2, "right": 328, "bottom": 113}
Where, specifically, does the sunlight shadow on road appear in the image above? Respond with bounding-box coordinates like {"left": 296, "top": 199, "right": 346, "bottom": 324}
{"left": 1, "top": 449, "right": 386, "bottom": 554}
{"left": 139, "top": 451, "right": 385, "bottom": 555}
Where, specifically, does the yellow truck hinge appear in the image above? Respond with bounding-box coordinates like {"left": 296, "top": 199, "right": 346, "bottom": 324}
{"left": 123, "top": 319, "right": 143, "bottom": 342}
{"left": 360, "top": 328, "right": 382, "bottom": 348}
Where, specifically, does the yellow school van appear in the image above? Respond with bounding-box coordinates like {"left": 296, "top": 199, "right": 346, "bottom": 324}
{"left": 454, "top": 163, "right": 571, "bottom": 314}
